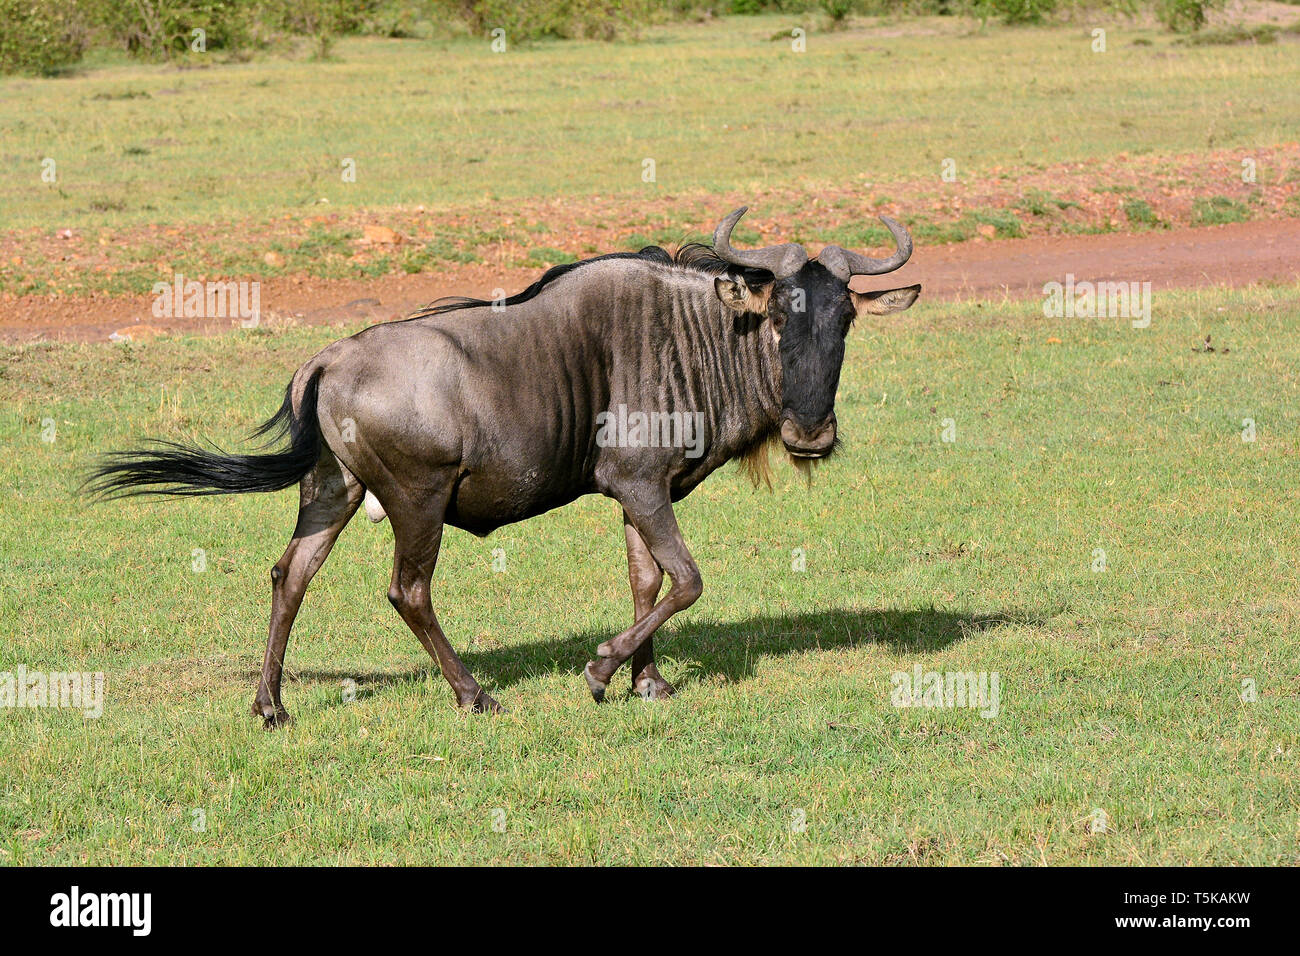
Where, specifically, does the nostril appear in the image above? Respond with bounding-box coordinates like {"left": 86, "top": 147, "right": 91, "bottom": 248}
{"left": 808, "top": 417, "right": 836, "bottom": 446}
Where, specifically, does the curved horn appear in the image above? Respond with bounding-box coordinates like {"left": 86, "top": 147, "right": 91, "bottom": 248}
{"left": 818, "top": 216, "right": 913, "bottom": 281}
{"left": 712, "top": 207, "right": 808, "bottom": 279}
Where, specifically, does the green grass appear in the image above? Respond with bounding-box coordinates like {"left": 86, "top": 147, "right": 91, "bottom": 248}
{"left": 3, "top": 16, "right": 1300, "bottom": 231}
{"left": 1175, "top": 23, "right": 1299, "bottom": 46}
{"left": 2, "top": 283, "right": 1299, "bottom": 864}
{"left": 522, "top": 246, "right": 577, "bottom": 268}
{"left": 1017, "top": 189, "right": 1079, "bottom": 217}
{"left": 1123, "top": 198, "right": 1161, "bottom": 227}
{"left": 971, "top": 207, "right": 1025, "bottom": 238}
{"left": 1193, "top": 195, "right": 1251, "bottom": 225}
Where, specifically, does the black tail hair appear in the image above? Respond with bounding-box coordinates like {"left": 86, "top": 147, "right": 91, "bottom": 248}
{"left": 84, "top": 370, "right": 324, "bottom": 500}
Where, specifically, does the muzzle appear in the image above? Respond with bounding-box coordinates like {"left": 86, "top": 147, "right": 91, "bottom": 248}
{"left": 780, "top": 412, "right": 837, "bottom": 458}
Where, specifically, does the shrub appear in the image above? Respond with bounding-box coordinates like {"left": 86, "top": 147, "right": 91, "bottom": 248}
{"left": 970, "top": 0, "right": 1058, "bottom": 24}
{"left": 0, "top": 0, "right": 89, "bottom": 75}
{"left": 260, "top": 0, "right": 390, "bottom": 36}
{"left": 81, "top": 0, "right": 406, "bottom": 62}
{"left": 354, "top": 0, "right": 427, "bottom": 37}
{"left": 85, "top": 0, "right": 262, "bottom": 59}
{"left": 820, "top": 0, "right": 855, "bottom": 26}
{"left": 443, "top": 0, "right": 660, "bottom": 41}
{"left": 1156, "top": 0, "right": 1222, "bottom": 32}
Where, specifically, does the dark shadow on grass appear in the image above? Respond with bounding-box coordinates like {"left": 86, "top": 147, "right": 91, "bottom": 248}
{"left": 280, "top": 606, "right": 1039, "bottom": 706}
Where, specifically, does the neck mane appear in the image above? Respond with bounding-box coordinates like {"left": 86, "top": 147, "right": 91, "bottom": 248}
{"left": 640, "top": 263, "right": 784, "bottom": 482}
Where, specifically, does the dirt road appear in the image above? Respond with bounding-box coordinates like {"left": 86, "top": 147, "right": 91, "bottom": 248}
{"left": 892, "top": 218, "right": 1300, "bottom": 301}
{"left": 2, "top": 219, "right": 1296, "bottom": 344}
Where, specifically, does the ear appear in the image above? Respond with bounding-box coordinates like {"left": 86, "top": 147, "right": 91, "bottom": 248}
{"left": 714, "top": 276, "right": 774, "bottom": 316}
{"left": 850, "top": 284, "right": 921, "bottom": 318}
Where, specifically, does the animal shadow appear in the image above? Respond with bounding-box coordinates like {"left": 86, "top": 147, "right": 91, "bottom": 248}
{"left": 281, "top": 606, "right": 1035, "bottom": 706}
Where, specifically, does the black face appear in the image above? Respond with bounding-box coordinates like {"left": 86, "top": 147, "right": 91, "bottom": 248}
{"left": 770, "top": 260, "right": 853, "bottom": 458}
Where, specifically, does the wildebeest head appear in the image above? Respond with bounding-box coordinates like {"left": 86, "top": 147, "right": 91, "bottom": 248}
{"left": 710, "top": 207, "right": 920, "bottom": 458}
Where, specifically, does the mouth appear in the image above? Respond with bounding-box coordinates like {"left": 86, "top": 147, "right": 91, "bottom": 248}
{"left": 783, "top": 443, "right": 833, "bottom": 459}
{"left": 779, "top": 415, "right": 837, "bottom": 459}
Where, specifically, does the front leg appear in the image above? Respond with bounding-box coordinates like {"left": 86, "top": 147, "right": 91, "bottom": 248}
{"left": 624, "top": 512, "right": 675, "bottom": 699}
{"left": 585, "top": 495, "right": 701, "bottom": 701}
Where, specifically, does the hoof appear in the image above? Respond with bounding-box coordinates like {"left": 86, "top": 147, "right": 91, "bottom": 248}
{"left": 633, "top": 676, "right": 676, "bottom": 700}
{"left": 464, "top": 690, "right": 505, "bottom": 714}
{"left": 584, "top": 662, "right": 608, "bottom": 703}
{"left": 258, "top": 707, "right": 294, "bottom": 730}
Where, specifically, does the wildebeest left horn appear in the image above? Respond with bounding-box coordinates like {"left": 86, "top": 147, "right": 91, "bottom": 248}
{"left": 712, "top": 207, "right": 808, "bottom": 279}
{"left": 818, "top": 216, "right": 913, "bottom": 280}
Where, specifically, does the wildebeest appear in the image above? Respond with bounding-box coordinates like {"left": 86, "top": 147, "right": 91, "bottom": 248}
{"left": 88, "top": 208, "right": 921, "bottom": 725}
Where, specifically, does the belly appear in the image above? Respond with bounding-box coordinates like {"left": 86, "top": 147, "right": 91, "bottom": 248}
{"left": 444, "top": 467, "right": 589, "bottom": 536}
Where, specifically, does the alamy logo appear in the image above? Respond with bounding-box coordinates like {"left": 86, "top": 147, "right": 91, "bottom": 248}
{"left": 595, "top": 405, "right": 706, "bottom": 459}
{"left": 152, "top": 273, "right": 261, "bottom": 325}
{"left": 1, "top": 666, "right": 103, "bottom": 718}
{"left": 891, "top": 665, "right": 1000, "bottom": 718}
{"left": 1043, "top": 273, "right": 1151, "bottom": 328}
{"left": 50, "top": 886, "right": 151, "bottom": 936}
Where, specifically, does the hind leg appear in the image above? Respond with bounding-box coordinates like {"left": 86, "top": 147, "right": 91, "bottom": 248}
{"left": 384, "top": 478, "right": 502, "bottom": 714}
{"left": 254, "top": 452, "right": 363, "bottom": 728}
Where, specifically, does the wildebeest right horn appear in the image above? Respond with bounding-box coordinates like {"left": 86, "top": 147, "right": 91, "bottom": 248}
{"left": 817, "top": 216, "right": 914, "bottom": 280}
{"left": 712, "top": 207, "right": 808, "bottom": 279}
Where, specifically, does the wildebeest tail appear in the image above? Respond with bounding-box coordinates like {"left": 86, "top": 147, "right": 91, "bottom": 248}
{"left": 85, "top": 369, "right": 324, "bottom": 499}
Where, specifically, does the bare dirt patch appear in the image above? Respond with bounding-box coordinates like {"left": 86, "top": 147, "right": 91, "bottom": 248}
{"left": 1213, "top": 0, "right": 1300, "bottom": 28}
{"left": 2, "top": 218, "right": 1296, "bottom": 345}
{"left": 883, "top": 217, "right": 1300, "bottom": 303}
{"left": 3, "top": 144, "right": 1296, "bottom": 304}
{"left": 2, "top": 143, "right": 1298, "bottom": 343}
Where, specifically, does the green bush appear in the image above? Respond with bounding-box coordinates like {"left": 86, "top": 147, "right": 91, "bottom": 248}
{"left": 1156, "top": 0, "right": 1221, "bottom": 32}
{"left": 260, "top": 0, "right": 390, "bottom": 36}
{"left": 0, "top": 0, "right": 1271, "bottom": 76}
{"left": 83, "top": 0, "right": 261, "bottom": 59}
{"left": 72, "top": 0, "right": 410, "bottom": 64}
{"left": 0, "top": 0, "right": 89, "bottom": 75}
{"left": 443, "top": 0, "right": 662, "bottom": 40}
{"left": 353, "top": 0, "right": 427, "bottom": 36}
{"left": 820, "top": 0, "right": 857, "bottom": 26}
{"left": 970, "top": 0, "right": 1057, "bottom": 24}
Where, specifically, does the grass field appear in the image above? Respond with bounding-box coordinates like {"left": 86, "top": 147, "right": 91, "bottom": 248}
{"left": 4, "top": 14, "right": 1298, "bottom": 300}
{"left": 2, "top": 282, "right": 1298, "bottom": 865}
{"left": 4, "top": 15, "right": 1299, "bottom": 232}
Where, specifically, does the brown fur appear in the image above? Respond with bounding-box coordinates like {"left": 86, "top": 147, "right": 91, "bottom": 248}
{"left": 737, "top": 432, "right": 779, "bottom": 490}
{"left": 735, "top": 431, "right": 818, "bottom": 489}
